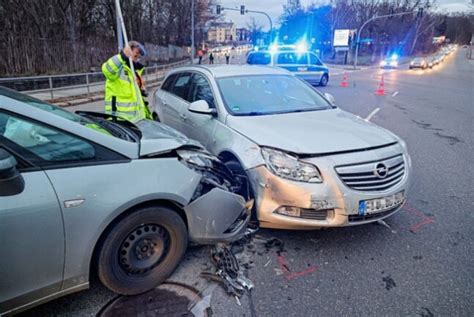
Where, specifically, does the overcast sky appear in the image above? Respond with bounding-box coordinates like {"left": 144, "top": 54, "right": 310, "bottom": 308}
{"left": 220, "top": 0, "right": 472, "bottom": 30}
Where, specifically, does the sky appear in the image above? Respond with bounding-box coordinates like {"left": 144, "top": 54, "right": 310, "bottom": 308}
{"left": 219, "top": 0, "right": 472, "bottom": 30}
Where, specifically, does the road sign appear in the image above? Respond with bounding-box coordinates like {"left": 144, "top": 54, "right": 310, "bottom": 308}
{"left": 334, "top": 29, "right": 350, "bottom": 47}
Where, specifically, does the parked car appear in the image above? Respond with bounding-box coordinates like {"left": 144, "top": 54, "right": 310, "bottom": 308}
{"left": 0, "top": 87, "right": 251, "bottom": 315}
{"left": 246, "top": 49, "right": 330, "bottom": 86}
{"left": 409, "top": 57, "right": 429, "bottom": 69}
{"left": 153, "top": 65, "right": 412, "bottom": 230}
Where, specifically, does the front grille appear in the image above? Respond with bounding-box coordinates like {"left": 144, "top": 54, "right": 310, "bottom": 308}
{"left": 335, "top": 155, "right": 405, "bottom": 192}
{"left": 348, "top": 206, "right": 400, "bottom": 222}
{"left": 300, "top": 209, "right": 329, "bottom": 220}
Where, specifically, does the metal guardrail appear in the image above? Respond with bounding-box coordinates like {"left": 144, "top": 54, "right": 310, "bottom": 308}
{"left": 0, "top": 59, "right": 189, "bottom": 100}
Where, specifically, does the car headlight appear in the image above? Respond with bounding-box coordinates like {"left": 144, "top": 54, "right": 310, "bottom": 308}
{"left": 261, "top": 147, "right": 322, "bottom": 183}
{"left": 177, "top": 149, "right": 215, "bottom": 169}
{"left": 410, "top": 61, "right": 414, "bottom": 65}
{"left": 390, "top": 61, "right": 398, "bottom": 66}
{"left": 380, "top": 61, "right": 387, "bottom": 66}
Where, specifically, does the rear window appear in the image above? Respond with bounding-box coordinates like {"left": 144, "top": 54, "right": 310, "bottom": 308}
{"left": 247, "top": 52, "right": 271, "bottom": 65}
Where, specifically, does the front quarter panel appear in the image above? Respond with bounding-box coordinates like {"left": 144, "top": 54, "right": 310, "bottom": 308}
{"left": 44, "top": 158, "right": 201, "bottom": 290}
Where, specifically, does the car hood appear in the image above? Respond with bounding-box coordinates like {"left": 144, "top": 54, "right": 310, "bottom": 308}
{"left": 136, "top": 120, "right": 202, "bottom": 156}
{"left": 225, "top": 108, "right": 398, "bottom": 154}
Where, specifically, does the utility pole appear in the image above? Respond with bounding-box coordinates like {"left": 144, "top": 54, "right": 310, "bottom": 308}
{"left": 353, "top": 10, "right": 417, "bottom": 69}
{"left": 191, "top": 0, "right": 195, "bottom": 64}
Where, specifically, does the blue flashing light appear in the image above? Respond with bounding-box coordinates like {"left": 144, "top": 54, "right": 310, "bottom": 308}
{"left": 254, "top": 46, "right": 259, "bottom": 51}
{"left": 391, "top": 53, "right": 399, "bottom": 61}
{"left": 296, "top": 41, "right": 309, "bottom": 53}
{"left": 269, "top": 44, "right": 279, "bottom": 52}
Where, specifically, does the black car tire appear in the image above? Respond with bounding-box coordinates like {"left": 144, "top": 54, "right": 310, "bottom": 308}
{"left": 97, "top": 206, "right": 187, "bottom": 295}
{"left": 319, "top": 74, "right": 329, "bottom": 86}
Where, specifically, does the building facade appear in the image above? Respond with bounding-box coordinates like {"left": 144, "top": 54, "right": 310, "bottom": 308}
{"left": 207, "top": 22, "right": 236, "bottom": 43}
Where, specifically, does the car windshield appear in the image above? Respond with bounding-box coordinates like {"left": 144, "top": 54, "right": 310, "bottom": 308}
{"left": 217, "top": 75, "right": 332, "bottom": 116}
{"left": 0, "top": 87, "right": 137, "bottom": 141}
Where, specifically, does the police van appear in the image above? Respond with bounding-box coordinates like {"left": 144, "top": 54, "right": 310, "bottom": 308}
{"left": 246, "top": 47, "right": 329, "bottom": 86}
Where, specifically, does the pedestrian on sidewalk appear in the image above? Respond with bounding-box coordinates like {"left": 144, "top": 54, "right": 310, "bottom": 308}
{"left": 101, "top": 41, "right": 152, "bottom": 119}
{"left": 209, "top": 52, "right": 214, "bottom": 64}
{"left": 225, "top": 52, "right": 230, "bottom": 64}
{"left": 197, "top": 49, "right": 204, "bottom": 64}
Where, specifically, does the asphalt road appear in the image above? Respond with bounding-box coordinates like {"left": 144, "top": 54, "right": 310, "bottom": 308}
{"left": 21, "top": 49, "right": 473, "bottom": 316}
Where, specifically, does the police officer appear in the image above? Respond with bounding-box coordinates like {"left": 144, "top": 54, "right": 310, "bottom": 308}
{"left": 102, "top": 41, "right": 152, "bottom": 119}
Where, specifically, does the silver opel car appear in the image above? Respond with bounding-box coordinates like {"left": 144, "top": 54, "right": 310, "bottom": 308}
{"left": 153, "top": 65, "right": 412, "bottom": 230}
{"left": 0, "top": 87, "right": 250, "bottom": 315}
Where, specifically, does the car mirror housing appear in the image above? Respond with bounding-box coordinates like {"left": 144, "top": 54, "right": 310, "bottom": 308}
{"left": 188, "top": 100, "right": 217, "bottom": 116}
{"left": 0, "top": 148, "right": 25, "bottom": 196}
{"left": 324, "top": 93, "right": 336, "bottom": 106}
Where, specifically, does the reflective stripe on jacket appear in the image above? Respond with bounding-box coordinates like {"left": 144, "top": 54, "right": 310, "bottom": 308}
{"left": 102, "top": 53, "right": 147, "bottom": 119}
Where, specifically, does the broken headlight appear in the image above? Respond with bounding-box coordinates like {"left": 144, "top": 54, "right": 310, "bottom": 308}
{"left": 261, "top": 147, "right": 322, "bottom": 183}
{"left": 177, "top": 149, "right": 215, "bottom": 169}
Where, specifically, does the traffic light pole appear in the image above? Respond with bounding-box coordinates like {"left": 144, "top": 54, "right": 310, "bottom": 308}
{"left": 353, "top": 10, "right": 417, "bottom": 69}
{"left": 218, "top": 6, "right": 273, "bottom": 44}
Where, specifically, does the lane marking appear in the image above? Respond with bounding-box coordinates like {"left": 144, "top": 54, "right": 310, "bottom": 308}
{"left": 392, "top": 91, "right": 399, "bottom": 97}
{"left": 365, "top": 107, "right": 380, "bottom": 121}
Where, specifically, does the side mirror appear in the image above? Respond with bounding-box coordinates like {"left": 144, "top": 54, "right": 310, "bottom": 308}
{"left": 324, "top": 93, "right": 336, "bottom": 106}
{"left": 0, "top": 149, "right": 25, "bottom": 196}
{"left": 188, "top": 100, "right": 217, "bottom": 116}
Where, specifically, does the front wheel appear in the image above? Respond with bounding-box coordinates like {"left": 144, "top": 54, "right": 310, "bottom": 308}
{"left": 319, "top": 74, "right": 329, "bottom": 86}
{"left": 224, "top": 159, "right": 257, "bottom": 220}
{"left": 97, "top": 206, "right": 187, "bottom": 295}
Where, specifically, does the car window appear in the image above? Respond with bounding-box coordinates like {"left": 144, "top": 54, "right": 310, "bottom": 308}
{"left": 189, "top": 74, "right": 216, "bottom": 109}
{"left": 247, "top": 52, "right": 271, "bottom": 65}
{"left": 309, "top": 53, "right": 322, "bottom": 66}
{"left": 170, "top": 73, "right": 192, "bottom": 101}
{"left": 161, "top": 74, "right": 177, "bottom": 92}
{"left": 276, "top": 52, "right": 308, "bottom": 65}
{"left": 0, "top": 112, "right": 102, "bottom": 165}
{"left": 217, "top": 75, "right": 332, "bottom": 116}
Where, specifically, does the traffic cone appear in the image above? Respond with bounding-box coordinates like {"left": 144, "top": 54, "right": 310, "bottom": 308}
{"left": 375, "top": 74, "right": 386, "bottom": 95}
{"left": 339, "top": 72, "right": 349, "bottom": 87}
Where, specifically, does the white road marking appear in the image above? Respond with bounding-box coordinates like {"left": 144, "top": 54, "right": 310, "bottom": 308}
{"left": 365, "top": 107, "right": 380, "bottom": 121}
{"left": 392, "top": 91, "right": 399, "bottom": 97}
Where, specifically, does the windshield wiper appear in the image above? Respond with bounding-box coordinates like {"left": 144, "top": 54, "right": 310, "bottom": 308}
{"left": 80, "top": 114, "right": 139, "bottom": 142}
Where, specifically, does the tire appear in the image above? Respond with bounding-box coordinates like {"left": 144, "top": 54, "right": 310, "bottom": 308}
{"left": 97, "top": 206, "right": 187, "bottom": 295}
{"left": 319, "top": 74, "right": 329, "bottom": 86}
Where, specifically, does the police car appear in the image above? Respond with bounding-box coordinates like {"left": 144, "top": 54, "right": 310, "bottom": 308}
{"left": 246, "top": 44, "right": 330, "bottom": 86}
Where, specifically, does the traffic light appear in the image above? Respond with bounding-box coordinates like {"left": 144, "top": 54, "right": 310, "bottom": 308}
{"left": 240, "top": 5, "right": 245, "bottom": 15}
{"left": 417, "top": 7, "right": 423, "bottom": 18}
{"left": 216, "top": 5, "right": 221, "bottom": 14}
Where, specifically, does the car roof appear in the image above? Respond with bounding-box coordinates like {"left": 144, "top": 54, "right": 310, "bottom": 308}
{"left": 167, "top": 65, "right": 292, "bottom": 78}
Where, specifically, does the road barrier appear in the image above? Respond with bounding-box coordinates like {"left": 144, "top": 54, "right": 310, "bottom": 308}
{"left": 375, "top": 74, "right": 386, "bottom": 95}
{"left": 0, "top": 59, "right": 189, "bottom": 101}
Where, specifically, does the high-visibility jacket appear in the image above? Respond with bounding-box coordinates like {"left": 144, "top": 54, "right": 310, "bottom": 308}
{"left": 102, "top": 53, "right": 148, "bottom": 119}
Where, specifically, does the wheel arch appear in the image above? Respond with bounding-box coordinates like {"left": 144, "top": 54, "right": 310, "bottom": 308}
{"left": 88, "top": 198, "right": 187, "bottom": 282}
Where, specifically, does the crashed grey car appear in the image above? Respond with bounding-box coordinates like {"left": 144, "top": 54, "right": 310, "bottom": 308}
{"left": 0, "top": 87, "right": 251, "bottom": 315}
{"left": 153, "top": 65, "right": 412, "bottom": 230}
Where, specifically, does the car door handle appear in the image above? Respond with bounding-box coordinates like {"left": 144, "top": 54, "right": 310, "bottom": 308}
{"left": 180, "top": 113, "right": 187, "bottom": 121}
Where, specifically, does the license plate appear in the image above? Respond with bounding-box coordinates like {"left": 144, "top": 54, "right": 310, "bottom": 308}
{"left": 359, "top": 191, "right": 405, "bottom": 215}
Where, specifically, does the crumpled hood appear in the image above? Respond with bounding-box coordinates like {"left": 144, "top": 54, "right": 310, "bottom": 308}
{"left": 136, "top": 120, "right": 202, "bottom": 156}
{"left": 226, "top": 108, "right": 398, "bottom": 154}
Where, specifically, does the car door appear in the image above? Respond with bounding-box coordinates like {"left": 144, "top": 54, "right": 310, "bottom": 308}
{"left": 308, "top": 52, "right": 326, "bottom": 79}
{"left": 0, "top": 110, "right": 130, "bottom": 297}
{"left": 157, "top": 72, "right": 193, "bottom": 131}
{"left": 179, "top": 73, "right": 218, "bottom": 148}
{"left": 0, "top": 113, "right": 64, "bottom": 314}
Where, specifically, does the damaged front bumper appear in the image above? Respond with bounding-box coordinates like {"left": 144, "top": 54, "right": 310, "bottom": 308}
{"left": 184, "top": 188, "right": 253, "bottom": 244}
{"left": 247, "top": 156, "right": 411, "bottom": 230}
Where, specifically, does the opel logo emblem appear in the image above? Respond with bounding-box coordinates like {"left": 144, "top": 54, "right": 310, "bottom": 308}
{"left": 374, "top": 163, "right": 388, "bottom": 179}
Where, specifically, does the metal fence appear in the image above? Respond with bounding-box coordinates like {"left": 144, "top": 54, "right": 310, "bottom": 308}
{"left": 0, "top": 59, "right": 189, "bottom": 101}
